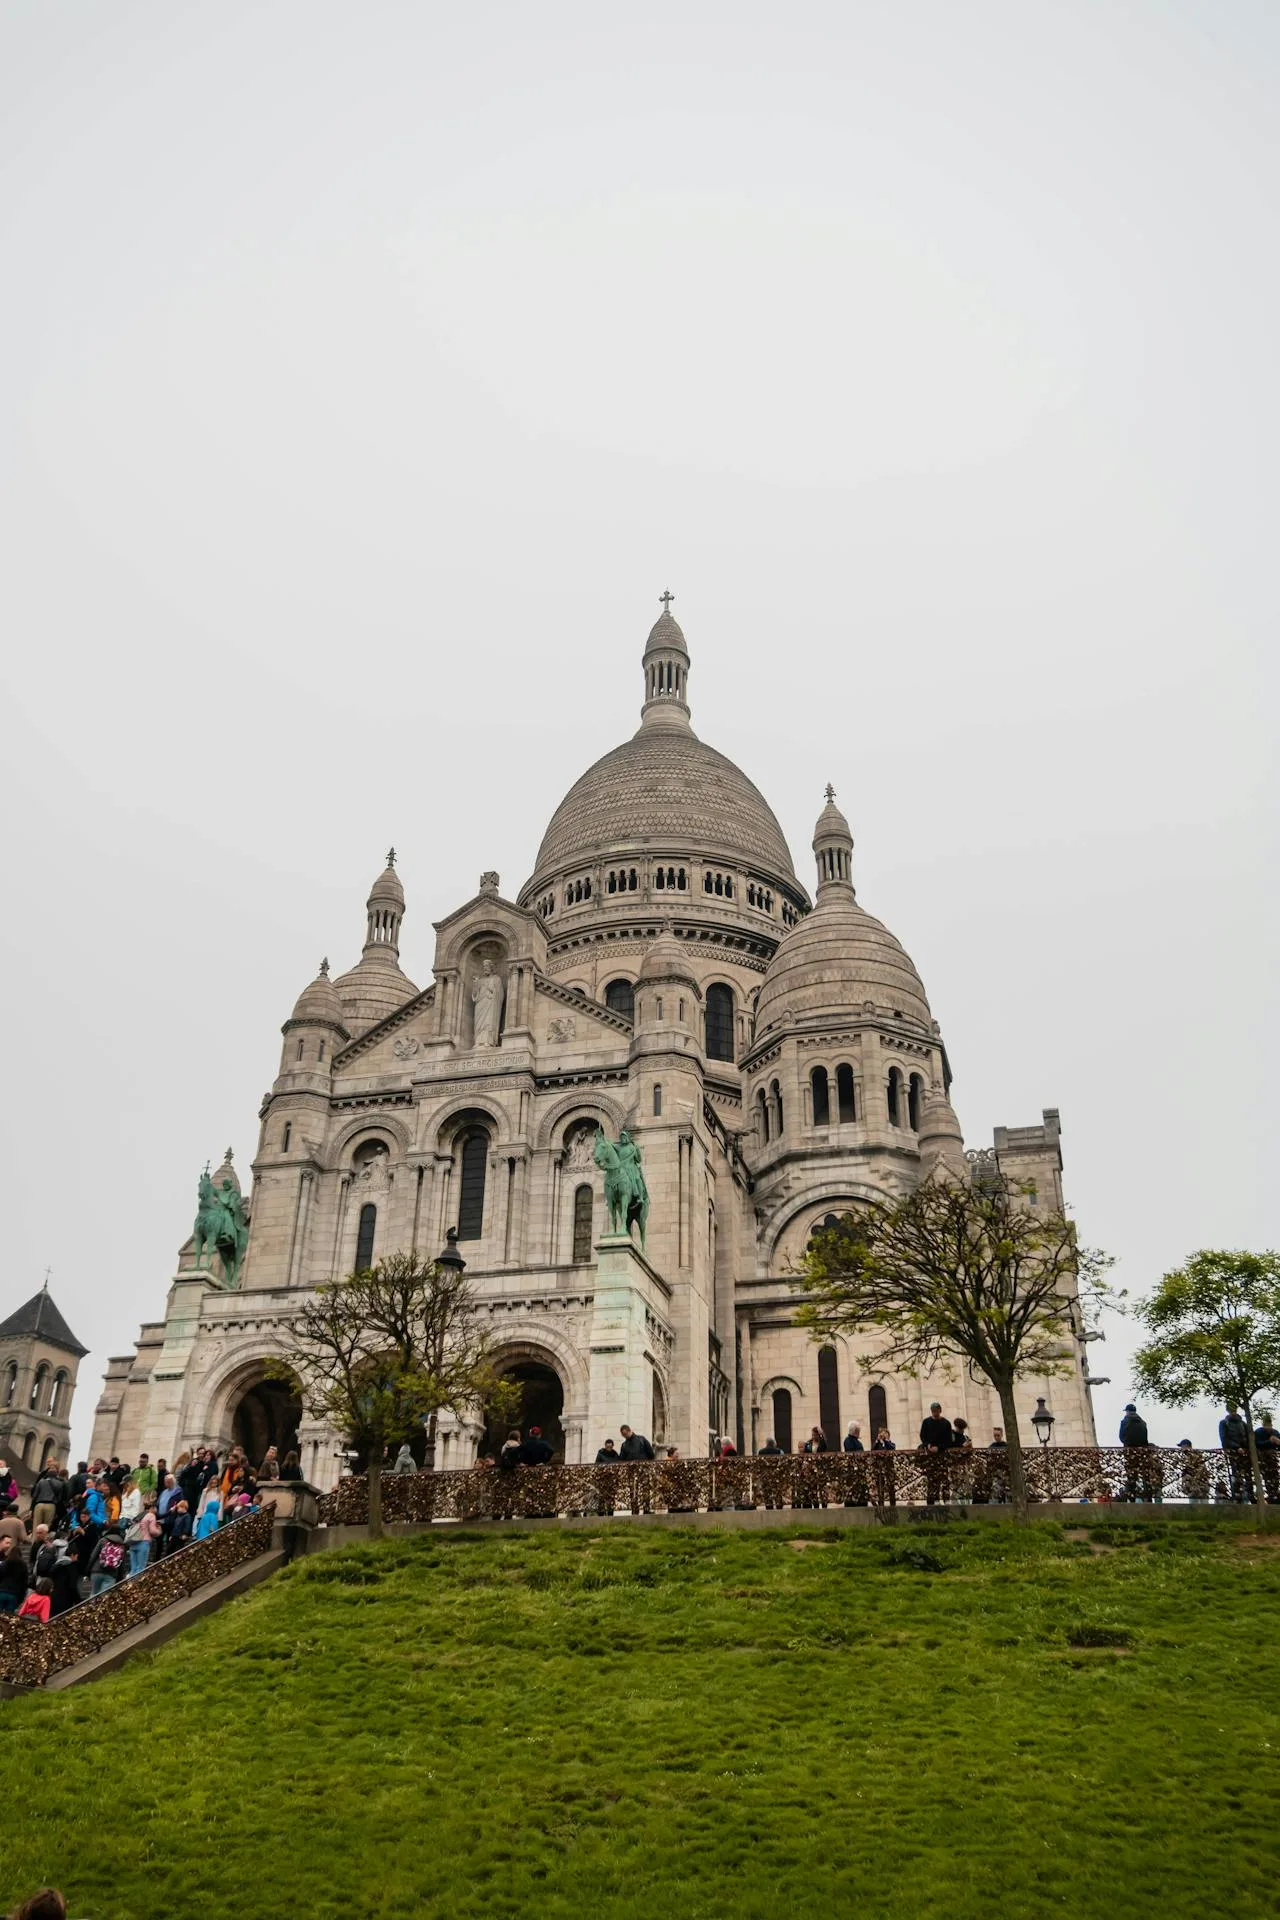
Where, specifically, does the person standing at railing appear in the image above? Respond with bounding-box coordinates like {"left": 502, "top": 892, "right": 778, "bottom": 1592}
{"left": 519, "top": 1427, "right": 555, "bottom": 1467}
{"left": 194, "top": 1495, "right": 221, "bottom": 1541}
{"left": 1255, "top": 1413, "right": 1280, "bottom": 1504}
{"left": 165, "top": 1499, "right": 193, "bottom": 1555}
{"left": 1218, "top": 1406, "right": 1252, "bottom": 1502}
{"left": 919, "top": 1404, "right": 955, "bottom": 1504}
{"left": 950, "top": 1418, "right": 975, "bottom": 1502}
{"left": 1119, "top": 1403, "right": 1156, "bottom": 1502}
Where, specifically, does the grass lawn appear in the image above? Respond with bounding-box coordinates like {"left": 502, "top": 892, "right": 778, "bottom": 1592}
{"left": 2, "top": 1517, "right": 1277, "bottom": 1919}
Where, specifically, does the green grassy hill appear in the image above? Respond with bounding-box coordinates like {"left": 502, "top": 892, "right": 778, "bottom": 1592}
{"left": 2, "top": 1518, "right": 1276, "bottom": 1919}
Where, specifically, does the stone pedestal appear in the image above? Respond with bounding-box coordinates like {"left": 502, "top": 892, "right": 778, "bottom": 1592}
{"left": 587, "top": 1232, "right": 673, "bottom": 1446}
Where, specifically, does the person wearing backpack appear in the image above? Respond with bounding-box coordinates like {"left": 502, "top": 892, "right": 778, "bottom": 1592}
{"left": 88, "top": 1524, "right": 127, "bottom": 1596}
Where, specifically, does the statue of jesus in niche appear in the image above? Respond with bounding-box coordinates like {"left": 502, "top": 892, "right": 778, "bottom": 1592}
{"left": 471, "top": 958, "right": 505, "bottom": 1048}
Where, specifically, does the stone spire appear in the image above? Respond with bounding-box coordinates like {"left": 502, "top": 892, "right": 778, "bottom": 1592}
{"left": 640, "top": 591, "right": 692, "bottom": 731}
{"left": 811, "top": 785, "right": 854, "bottom": 899}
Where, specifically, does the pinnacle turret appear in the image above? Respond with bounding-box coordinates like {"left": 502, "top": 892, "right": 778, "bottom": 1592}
{"left": 640, "top": 590, "right": 692, "bottom": 731}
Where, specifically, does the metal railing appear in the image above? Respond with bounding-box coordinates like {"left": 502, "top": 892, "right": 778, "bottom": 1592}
{"left": 317, "top": 1446, "right": 1270, "bottom": 1526}
{"left": 0, "top": 1505, "right": 277, "bottom": 1689}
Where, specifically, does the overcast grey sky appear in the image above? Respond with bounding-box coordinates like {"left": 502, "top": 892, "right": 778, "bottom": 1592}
{"left": 2, "top": 1, "right": 1275, "bottom": 1461}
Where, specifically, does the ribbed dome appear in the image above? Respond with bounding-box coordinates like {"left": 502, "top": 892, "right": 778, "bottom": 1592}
{"left": 332, "top": 952, "right": 419, "bottom": 1032}
{"left": 291, "top": 960, "right": 349, "bottom": 1031}
{"left": 643, "top": 609, "right": 688, "bottom": 658}
{"left": 369, "top": 853, "right": 404, "bottom": 909}
{"left": 532, "top": 729, "right": 796, "bottom": 881}
{"left": 756, "top": 894, "right": 931, "bottom": 1034}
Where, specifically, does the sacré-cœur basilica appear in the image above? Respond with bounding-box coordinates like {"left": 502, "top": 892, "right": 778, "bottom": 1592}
{"left": 93, "top": 601, "right": 1099, "bottom": 1481}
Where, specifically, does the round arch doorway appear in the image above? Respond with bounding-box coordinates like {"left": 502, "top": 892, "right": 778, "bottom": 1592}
{"left": 231, "top": 1374, "right": 302, "bottom": 1467}
{"left": 480, "top": 1360, "right": 565, "bottom": 1460}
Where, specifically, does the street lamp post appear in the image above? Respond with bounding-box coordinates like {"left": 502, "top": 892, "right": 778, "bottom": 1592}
{"left": 1031, "top": 1397, "right": 1055, "bottom": 1502}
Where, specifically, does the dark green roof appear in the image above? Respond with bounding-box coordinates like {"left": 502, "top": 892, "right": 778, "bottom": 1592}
{"left": 0, "top": 1289, "right": 87, "bottom": 1357}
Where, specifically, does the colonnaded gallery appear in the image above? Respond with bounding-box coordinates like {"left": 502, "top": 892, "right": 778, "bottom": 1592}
{"left": 94, "top": 602, "right": 1099, "bottom": 1482}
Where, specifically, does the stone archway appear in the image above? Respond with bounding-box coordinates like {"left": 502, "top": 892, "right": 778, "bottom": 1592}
{"left": 230, "top": 1372, "right": 302, "bottom": 1467}
{"left": 480, "top": 1359, "right": 566, "bottom": 1460}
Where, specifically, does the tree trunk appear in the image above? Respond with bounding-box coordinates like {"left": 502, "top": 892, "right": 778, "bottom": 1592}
{"left": 996, "top": 1380, "right": 1029, "bottom": 1521}
{"left": 368, "top": 1454, "right": 383, "bottom": 1540}
{"left": 1242, "top": 1396, "right": 1271, "bottom": 1531}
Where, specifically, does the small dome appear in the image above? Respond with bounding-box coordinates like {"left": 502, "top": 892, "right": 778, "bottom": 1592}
{"left": 332, "top": 951, "right": 419, "bottom": 1033}
{"left": 638, "top": 929, "right": 698, "bottom": 985}
{"left": 291, "top": 959, "right": 349, "bottom": 1031}
{"left": 643, "top": 609, "right": 688, "bottom": 659}
{"left": 756, "top": 893, "right": 931, "bottom": 1034}
{"left": 368, "top": 850, "right": 405, "bottom": 909}
{"left": 813, "top": 789, "right": 852, "bottom": 846}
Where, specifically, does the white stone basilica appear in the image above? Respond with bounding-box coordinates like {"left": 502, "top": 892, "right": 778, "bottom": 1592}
{"left": 94, "top": 603, "right": 1098, "bottom": 1482}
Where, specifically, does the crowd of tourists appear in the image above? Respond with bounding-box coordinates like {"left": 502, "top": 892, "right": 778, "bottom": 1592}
{"left": 0, "top": 1443, "right": 303, "bottom": 1622}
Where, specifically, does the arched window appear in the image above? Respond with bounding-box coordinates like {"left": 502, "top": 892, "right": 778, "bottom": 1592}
{"left": 868, "top": 1382, "right": 888, "bottom": 1441}
{"left": 3, "top": 1362, "right": 15, "bottom": 1408}
{"left": 282, "top": 1122, "right": 292, "bottom": 1152}
{"left": 908, "top": 1073, "right": 924, "bottom": 1131}
{"left": 21, "top": 1431, "right": 35, "bottom": 1465}
{"left": 605, "top": 978, "right": 635, "bottom": 1022}
{"left": 40, "top": 1436, "right": 56, "bottom": 1469}
{"left": 572, "top": 1183, "right": 594, "bottom": 1263}
{"left": 296, "top": 1037, "right": 304, "bottom": 1062}
{"left": 771, "top": 1387, "right": 793, "bottom": 1453}
{"left": 818, "top": 1347, "right": 841, "bottom": 1446}
{"left": 655, "top": 867, "right": 665, "bottom": 889}
{"left": 653, "top": 1083, "right": 663, "bottom": 1116}
{"left": 457, "top": 1130, "right": 489, "bottom": 1240}
{"left": 770, "top": 1079, "right": 784, "bottom": 1136}
{"left": 49, "top": 1370, "right": 68, "bottom": 1417}
{"left": 29, "top": 1364, "right": 49, "bottom": 1412}
{"left": 837, "top": 1063, "right": 856, "bottom": 1124}
{"left": 811, "top": 1065, "right": 830, "bottom": 1127}
{"left": 887, "top": 1068, "right": 902, "bottom": 1127}
{"left": 756, "top": 1088, "right": 770, "bottom": 1144}
{"left": 705, "top": 984, "right": 735, "bottom": 1062}
{"left": 355, "top": 1203, "right": 377, "bottom": 1272}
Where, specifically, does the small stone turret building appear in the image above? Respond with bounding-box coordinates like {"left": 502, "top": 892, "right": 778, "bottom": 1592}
{"left": 94, "top": 603, "right": 1098, "bottom": 1481}
{"left": 0, "top": 1286, "right": 86, "bottom": 1486}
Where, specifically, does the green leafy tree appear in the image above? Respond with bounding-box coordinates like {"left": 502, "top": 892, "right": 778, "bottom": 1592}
{"left": 797, "top": 1170, "right": 1116, "bottom": 1518}
{"left": 1132, "top": 1249, "right": 1280, "bottom": 1522}
{"left": 274, "top": 1235, "right": 518, "bottom": 1537}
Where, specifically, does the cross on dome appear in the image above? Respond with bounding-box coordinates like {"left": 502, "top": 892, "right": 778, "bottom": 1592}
{"left": 825, "top": 782, "right": 836, "bottom": 803}
{"left": 659, "top": 589, "right": 674, "bottom": 612}
{"left": 386, "top": 847, "right": 396, "bottom": 868}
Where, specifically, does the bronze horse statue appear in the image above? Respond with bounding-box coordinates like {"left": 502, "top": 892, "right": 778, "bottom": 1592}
{"left": 592, "top": 1127, "right": 649, "bottom": 1248}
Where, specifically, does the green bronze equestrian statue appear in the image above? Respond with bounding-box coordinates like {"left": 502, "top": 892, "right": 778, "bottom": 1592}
{"left": 192, "top": 1157, "right": 249, "bottom": 1288}
{"left": 593, "top": 1126, "right": 650, "bottom": 1249}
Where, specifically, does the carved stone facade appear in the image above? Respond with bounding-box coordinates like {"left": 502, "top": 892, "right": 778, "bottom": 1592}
{"left": 93, "top": 605, "right": 1099, "bottom": 1482}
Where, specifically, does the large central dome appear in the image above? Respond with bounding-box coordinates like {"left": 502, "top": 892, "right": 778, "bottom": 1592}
{"left": 533, "top": 729, "right": 796, "bottom": 878}
{"left": 523, "top": 605, "right": 797, "bottom": 896}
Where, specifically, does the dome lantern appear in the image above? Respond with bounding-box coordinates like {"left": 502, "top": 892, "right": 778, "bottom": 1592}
{"left": 332, "top": 852, "right": 420, "bottom": 1034}
{"left": 640, "top": 591, "right": 692, "bottom": 732}
{"left": 812, "top": 784, "right": 854, "bottom": 899}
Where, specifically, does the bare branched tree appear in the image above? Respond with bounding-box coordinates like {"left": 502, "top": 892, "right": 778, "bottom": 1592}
{"left": 797, "top": 1170, "right": 1116, "bottom": 1518}
{"left": 272, "top": 1232, "right": 518, "bottom": 1537}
